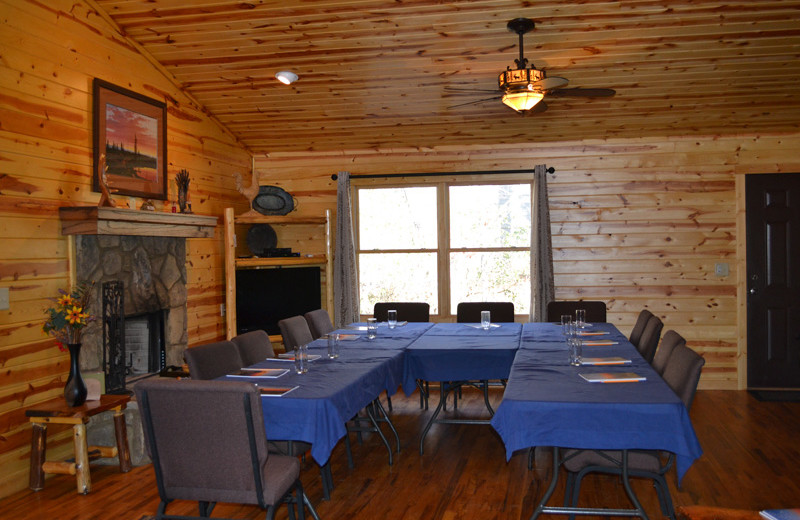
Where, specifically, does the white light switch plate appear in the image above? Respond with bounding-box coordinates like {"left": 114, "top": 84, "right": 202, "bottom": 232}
{"left": 714, "top": 263, "right": 729, "bottom": 277}
{"left": 0, "top": 287, "right": 9, "bottom": 310}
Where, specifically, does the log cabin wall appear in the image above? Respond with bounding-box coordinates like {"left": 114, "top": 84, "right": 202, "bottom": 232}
{"left": 0, "top": 0, "right": 249, "bottom": 497}
{"left": 256, "top": 132, "right": 800, "bottom": 394}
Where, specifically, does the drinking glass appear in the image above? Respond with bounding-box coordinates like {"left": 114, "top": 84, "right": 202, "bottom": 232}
{"left": 387, "top": 309, "right": 398, "bottom": 329}
{"left": 294, "top": 344, "right": 308, "bottom": 374}
{"left": 481, "top": 310, "right": 491, "bottom": 330}
{"left": 561, "top": 314, "right": 572, "bottom": 334}
{"left": 575, "top": 309, "right": 586, "bottom": 330}
{"left": 568, "top": 336, "right": 582, "bottom": 366}
{"left": 327, "top": 333, "right": 340, "bottom": 359}
{"left": 367, "top": 317, "right": 378, "bottom": 339}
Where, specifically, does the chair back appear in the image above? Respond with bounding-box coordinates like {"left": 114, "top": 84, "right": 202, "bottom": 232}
{"left": 636, "top": 315, "right": 664, "bottom": 363}
{"left": 304, "top": 309, "right": 335, "bottom": 339}
{"left": 546, "top": 301, "right": 607, "bottom": 323}
{"left": 183, "top": 340, "right": 243, "bottom": 380}
{"left": 373, "top": 302, "right": 430, "bottom": 322}
{"left": 135, "top": 378, "right": 298, "bottom": 508}
{"left": 231, "top": 330, "right": 275, "bottom": 366}
{"left": 629, "top": 309, "right": 654, "bottom": 347}
{"left": 651, "top": 330, "right": 686, "bottom": 375}
{"left": 456, "top": 302, "right": 515, "bottom": 323}
{"left": 278, "top": 315, "right": 314, "bottom": 350}
{"left": 661, "top": 344, "right": 705, "bottom": 410}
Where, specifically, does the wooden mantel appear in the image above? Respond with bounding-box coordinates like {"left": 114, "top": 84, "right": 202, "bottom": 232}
{"left": 59, "top": 207, "right": 217, "bottom": 238}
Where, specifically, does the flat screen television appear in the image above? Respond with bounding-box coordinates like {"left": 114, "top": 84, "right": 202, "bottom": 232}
{"left": 235, "top": 266, "right": 321, "bottom": 336}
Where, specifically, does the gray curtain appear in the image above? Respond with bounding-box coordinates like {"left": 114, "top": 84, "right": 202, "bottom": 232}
{"left": 333, "top": 171, "right": 360, "bottom": 327}
{"left": 529, "top": 164, "right": 555, "bottom": 322}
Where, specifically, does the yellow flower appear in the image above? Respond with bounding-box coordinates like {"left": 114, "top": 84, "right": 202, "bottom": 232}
{"left": 57, "top": 294, "right": 74, "bottom": 307}
{"left": 66, "top": 306, "right": 86, "bottom": 325}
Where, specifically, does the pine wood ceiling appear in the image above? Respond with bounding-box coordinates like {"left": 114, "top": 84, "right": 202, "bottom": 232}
{"left": 94, "top": 0, "right": 800, "bottom": 154}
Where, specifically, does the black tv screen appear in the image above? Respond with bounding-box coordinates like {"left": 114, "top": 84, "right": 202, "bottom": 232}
{"left": 235, "top": 267, "right": 321, "bottom": 336}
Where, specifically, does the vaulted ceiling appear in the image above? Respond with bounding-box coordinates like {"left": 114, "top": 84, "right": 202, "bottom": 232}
{"left": 94, "top": 0, "right": 800, "bottom": 154}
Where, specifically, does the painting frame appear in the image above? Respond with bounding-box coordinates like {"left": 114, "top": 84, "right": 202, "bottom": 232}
{"left": 93, "top": 78, "right": 168, "bottom": 200}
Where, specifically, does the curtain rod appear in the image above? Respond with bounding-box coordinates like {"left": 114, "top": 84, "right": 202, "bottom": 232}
{"left": 330, "top": 167, "right": 554, "bottom": 181}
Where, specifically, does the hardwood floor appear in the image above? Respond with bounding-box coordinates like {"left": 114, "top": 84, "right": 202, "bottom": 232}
{"left": 1, "top": 389, "right": 798, "bottom": 520}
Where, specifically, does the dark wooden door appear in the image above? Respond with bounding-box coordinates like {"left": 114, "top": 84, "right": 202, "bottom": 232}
{"left": 746, "top": 173, "right": 800, "bottom": 388}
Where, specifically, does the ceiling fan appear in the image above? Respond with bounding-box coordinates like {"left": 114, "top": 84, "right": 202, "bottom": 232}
{"left": 447, "top": 18, "right": 616, "bottom": 114}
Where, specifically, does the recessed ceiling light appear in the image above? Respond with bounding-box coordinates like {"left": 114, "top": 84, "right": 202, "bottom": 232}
{"left": 275, "top": 71, "right": 298, "bottom": 85}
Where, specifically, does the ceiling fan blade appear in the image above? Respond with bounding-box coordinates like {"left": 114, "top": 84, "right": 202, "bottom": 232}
{"left": 447, "top": 96, "right": 501, "bottom": 109}
{"left": 536, "top": 76, "right": 569, "bottom": 90}
{"left": 548, "top": 87, "right": 616, "bottom": 97}
{"left": 444, "top": 86, "right": 501, "bottom": 94}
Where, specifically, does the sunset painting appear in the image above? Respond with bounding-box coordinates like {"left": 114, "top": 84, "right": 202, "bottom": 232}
{"left": 104, "top": 103, "right": 159, "bottom": 183}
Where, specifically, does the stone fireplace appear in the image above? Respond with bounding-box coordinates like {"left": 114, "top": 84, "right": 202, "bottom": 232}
{"left": 58, "top": 206, "right": 217, "bottom": 465}
{"left": 75, "top": 235, "right": 188, "bottom": 385}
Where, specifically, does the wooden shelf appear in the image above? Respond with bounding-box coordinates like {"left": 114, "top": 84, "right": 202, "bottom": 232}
{"left": 235, "top": 255, "right": 328, "bottom": 268}
{"left": 59, "top": 207, "right": 217, "bottom": 238}
{"left": 224, "top": 208, "right": 333, "bottom": 340}
{"left": 232, "top": 213, "right": 327, "bottom": 225}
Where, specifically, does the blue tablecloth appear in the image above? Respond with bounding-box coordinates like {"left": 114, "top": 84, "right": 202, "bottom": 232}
{"left": 520, "top": 321, "right": 626, "bottom": 345}
{"left": 490, "top": 331, "right": 703, "bottom": 482}
{"left": 224, "top": 346, "right": 405, "bottom": 465}
{"left": 401, "top": 322, "right": 522, "bottom": 394}
{"left": 339, "top": 321, "right": 435, "bottom": 340}
{"left": 219, "top": 320, "right": 702, "bottom": 481}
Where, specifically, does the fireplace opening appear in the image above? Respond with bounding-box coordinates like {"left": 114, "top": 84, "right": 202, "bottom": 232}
{"left": 125, "top": 310, "right": 167, "bottom": 384}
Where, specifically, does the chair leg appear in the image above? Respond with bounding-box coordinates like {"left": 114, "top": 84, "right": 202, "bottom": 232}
{"left": 344, "top": 429, "right": 354, "bottom": 469}
{"left": 295, "top": 481, "right": 305, "bottom": 520}
{"left": 385, "top": 390, "right": 393, "bottom": 412}
{"left": 266, "top": 505, "right": 277, "bottom": 520}
{"left": 299, "top": 481, "right": 321, "bottom": 520}
{"left": 527, "top": 447, "right": 534, "bottom": 470}
{"left": 198, "top": 501, "right": 215, "bottom": 517}
{"left": 652, "top": 474, "right": 676, "bottom": 520}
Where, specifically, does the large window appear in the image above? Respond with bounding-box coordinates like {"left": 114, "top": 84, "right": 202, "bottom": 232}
{"left": 355, "top": 181, "right": 531, "bottom": 318}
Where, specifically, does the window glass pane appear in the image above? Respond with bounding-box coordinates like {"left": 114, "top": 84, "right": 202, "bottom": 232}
{"left": 359, "top": 252, "right": 438, "bottom": 314}
{"left": 359, "top": 187, "right": 437, "bottom": 250}
{"left": 450, "top": 251, "right": 530, "bottom": 315}
{"left": 449, "top": 184, "right": 530, "bottom": 248}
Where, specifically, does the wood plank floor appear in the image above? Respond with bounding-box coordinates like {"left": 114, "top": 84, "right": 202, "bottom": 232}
{"left": 1, "top": 389, "right": 798, "bottom": 520}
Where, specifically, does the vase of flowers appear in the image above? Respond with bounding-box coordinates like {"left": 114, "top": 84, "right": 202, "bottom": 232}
{"left": 43, "top": 282, "right": 95, "bottom": 407}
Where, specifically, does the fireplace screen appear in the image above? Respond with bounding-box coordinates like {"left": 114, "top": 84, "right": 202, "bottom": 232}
{"left": 102, "top": 281, "right": 126, "bottom": 394}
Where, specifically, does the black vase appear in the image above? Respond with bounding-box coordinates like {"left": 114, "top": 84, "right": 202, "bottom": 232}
{"left": 64, "top": 343, "right": 88, "bottom": 407}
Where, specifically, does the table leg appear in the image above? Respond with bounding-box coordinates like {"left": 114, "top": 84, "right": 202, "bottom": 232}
{"left": 29, "top": 423, "right": 47, "bottom": 491}
{"left": 73, "top": 423, "right": 91, "bottom": 494}
{"left": 113, "top": 409, "right": 132, "bottom": 472}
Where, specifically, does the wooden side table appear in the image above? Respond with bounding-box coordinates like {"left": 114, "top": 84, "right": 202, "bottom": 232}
{"left": 26, "top": 394, "right": 132, "bottom": 494}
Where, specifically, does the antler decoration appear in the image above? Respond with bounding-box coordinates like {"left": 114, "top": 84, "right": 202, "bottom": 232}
{"left": 97, "top": 153, "right": 117, "bottom": 208}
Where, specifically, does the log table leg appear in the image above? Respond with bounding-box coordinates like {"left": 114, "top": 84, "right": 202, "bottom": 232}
{"left": 29, "top": 423, "right": 47, "bottom": 491}
{"left": 113, "top": 409, "right": 132, "bottom": 472}
{"left": 73, "top": 423, "right": 91, "bottom": 494}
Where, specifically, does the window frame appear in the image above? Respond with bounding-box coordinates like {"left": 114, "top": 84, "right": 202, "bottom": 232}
{"left": 353, "top": 177, "right": 533, "bottom": 320}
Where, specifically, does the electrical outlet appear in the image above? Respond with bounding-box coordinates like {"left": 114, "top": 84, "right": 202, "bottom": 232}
{"left": 714, "top": 263, "right": 729, "bottom": 277}
{"left": 220, "top": 303, "right": 226, "bottom": 317}
{"left": 0, "top": 287, "right": 9, "bottom": 310}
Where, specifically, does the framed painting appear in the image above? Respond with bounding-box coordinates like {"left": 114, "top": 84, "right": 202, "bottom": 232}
{"left": 93, "top": 79, "right": 168, "bottom": 199}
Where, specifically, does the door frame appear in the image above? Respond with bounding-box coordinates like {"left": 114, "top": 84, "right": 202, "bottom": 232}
{"left": 735, "top": 173, "right": 747, "bottom": 390}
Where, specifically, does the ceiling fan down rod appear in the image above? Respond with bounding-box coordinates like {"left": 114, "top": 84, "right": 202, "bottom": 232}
{"left": 507, "top": 18, "right": 535, "bottom": 69}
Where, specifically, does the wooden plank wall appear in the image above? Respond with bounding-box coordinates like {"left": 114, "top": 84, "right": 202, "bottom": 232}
{"left": 257, "top": 132, "right": 800, "bottom": 394}
{"left": 0, "top": 0, "right": 249, "bottom": 498}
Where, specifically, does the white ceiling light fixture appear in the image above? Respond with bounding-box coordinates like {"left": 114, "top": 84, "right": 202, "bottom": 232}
{"left": 275, "top": 71, "right": 298, "bottom": 85}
